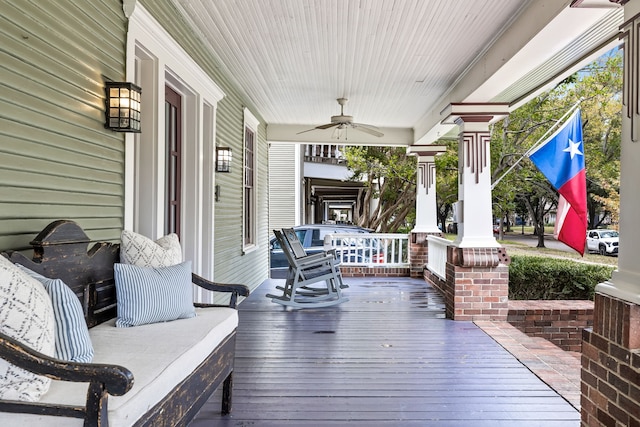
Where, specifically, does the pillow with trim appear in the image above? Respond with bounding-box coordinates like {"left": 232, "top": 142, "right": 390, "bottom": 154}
{"left": 16, "top": 264, "right": 94, "bottom": 363}
{"left": 120, "top": 230, "right": 182, "bottom": 268}
{"left": 114, "top": 261, "right": 196, "bottom": 328}
{"left": 0, "top": 256, "right": 55, "bottom": 401}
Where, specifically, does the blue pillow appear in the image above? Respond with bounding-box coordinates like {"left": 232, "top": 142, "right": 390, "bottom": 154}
{"left": 114, "top": 261, "right": 196, "bottom": 328}
{"left": 16, "top": 265, "right": 94, "bottom": 363}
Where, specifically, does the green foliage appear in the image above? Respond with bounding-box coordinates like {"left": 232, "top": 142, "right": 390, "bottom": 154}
{"left": 508, "top": 255, "right": 614, "bottom": 300}
{"left": 490, "top": 48, "right": 622, "bottom": 236}
{"left": 434, "top": 139, "right": 458, "bottom": 230}
{"left": 343, "top": 146, "right": 417, "bottom": 232}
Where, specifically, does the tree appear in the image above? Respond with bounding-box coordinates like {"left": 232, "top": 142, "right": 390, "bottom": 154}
{"left": 573, "top": 51, "right": 622, "bottom": 228}
{"left": 490, "top": 92, "right": 561, "bottom": 247}
{"left": 490, "top": 48, "right": 622, "bottom": 246}
{"left": 343, "top": 146, "right": 417, "bottom": 232}
{"left": 435, "top": 140, "right": 458, "bottom": 232}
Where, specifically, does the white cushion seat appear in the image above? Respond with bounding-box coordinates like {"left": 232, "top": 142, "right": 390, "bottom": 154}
{"left": 0, "top": 307, "right": 238, "bottom": 427}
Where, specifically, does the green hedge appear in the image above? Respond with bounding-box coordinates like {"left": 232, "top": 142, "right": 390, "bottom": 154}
{"left": 509, "top": 255, "right": 615, "bottom": 300}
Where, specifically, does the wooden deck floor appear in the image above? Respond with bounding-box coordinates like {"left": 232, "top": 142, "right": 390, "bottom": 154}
{"left": 190, "top": 277, "right": 579, "bottom": 426}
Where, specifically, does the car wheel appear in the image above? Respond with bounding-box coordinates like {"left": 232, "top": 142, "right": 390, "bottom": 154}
{"left": 599, "top": 245, "right": 607, "bottom": 256}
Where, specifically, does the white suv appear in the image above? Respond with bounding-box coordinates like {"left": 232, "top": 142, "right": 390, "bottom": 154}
{"left": 586, "top": 229, "right": 619, "bottom": 256}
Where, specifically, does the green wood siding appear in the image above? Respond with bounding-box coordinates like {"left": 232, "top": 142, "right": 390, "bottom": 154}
{"left": 1, "top": 0, "right": 269, "bottom": 289}
{"left": 269, "top": 143, "right": 298, "bottom": 231}
{"left": 0, "top": 0, "right": 127, "bottom": 250}
{"left": 138, "top": 0, "right": 269, "bottom": 288}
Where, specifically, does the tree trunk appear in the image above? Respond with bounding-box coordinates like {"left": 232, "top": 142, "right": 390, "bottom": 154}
{"left": 523, "top": 197, "right": 546, "bottom": 248}
{"left": 536, "top": 226, "right": 546, "bottom": 248}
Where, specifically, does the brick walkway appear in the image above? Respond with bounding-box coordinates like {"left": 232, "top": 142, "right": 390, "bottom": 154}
{"left": 475, "top": 321, "right": 582, "bottom": 410}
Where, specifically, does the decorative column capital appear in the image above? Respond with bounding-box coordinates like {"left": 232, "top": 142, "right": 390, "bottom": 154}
{"left": 443, "top": 103, "right": 502, "bottom": 248}
{"left": 441, "top": 103, "right": 509, "bottom": 126}
{"left": 406, "top": 145, "right": 448, "bottom": 158}
{"left": 407, "top": 145, "right": 446, "bottom": 234}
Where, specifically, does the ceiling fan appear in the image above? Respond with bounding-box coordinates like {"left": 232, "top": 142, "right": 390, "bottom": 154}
{"left": 297, "top": 98, "right": 384, "bottom": 138}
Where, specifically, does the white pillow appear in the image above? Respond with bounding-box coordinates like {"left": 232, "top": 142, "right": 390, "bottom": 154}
{"left": 0, "top": 256, "right": 55, "bottom": 401}
{"left": 16, "top": 265, "right": 94, "bottom": 363}
{"left": 120, "top": 230, "right": 182, "bottom": 268}
{"left": 114, "top": 261, "right": 196, "bottom": 328}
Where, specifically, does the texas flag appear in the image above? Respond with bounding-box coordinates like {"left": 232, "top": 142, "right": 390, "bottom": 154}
{"left": 528, "top": 109, "right": 587, "bottom": 255}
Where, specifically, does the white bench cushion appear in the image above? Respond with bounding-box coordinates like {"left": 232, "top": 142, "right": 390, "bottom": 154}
{"left": 0, "top": 306, "right": 238, "bottom": 427}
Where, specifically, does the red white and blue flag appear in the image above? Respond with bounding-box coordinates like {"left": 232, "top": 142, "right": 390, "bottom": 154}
{"left": 528, "top": 109, "right": 587, "bottom": 255}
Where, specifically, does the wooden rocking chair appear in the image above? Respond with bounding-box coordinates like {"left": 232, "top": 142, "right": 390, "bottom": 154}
{"left": 281, "top": 228, "right": 347, "bottom": 290}
{"left": 266, "top": 229, "right": 348, "bottom": 308}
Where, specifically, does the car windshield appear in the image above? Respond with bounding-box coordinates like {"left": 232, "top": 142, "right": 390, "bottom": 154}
{"left": 600, "top": 231, "right": 619, "bottom": 238}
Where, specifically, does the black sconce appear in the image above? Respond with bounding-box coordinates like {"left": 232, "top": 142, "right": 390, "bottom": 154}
{"left": 105, "top": 82, "right": 142, "bottom": 132}
{"left": 216, "top": 147, "right": 232, "bottom": 172}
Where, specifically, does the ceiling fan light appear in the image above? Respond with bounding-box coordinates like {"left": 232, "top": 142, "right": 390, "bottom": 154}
{"left": 332, "top": 125, "right": 346, "bottom": 140}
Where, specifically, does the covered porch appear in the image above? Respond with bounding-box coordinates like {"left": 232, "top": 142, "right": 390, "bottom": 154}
{"left": 192, "top": 277, "right": 581, "bottom": 426}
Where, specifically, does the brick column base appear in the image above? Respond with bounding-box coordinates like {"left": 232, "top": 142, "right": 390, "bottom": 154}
{"left": 581, "top": 292, "right": 640, "bottom": 426}
{"left": 409, "top": 231, "right": 442, "bottom": 278}
{"left": 429, "top": 246, "right": 509, "bottom": 321}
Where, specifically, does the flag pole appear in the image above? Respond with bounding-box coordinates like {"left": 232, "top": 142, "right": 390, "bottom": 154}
{"left": 491, "top": 98, "right": 583, "bottom": 190}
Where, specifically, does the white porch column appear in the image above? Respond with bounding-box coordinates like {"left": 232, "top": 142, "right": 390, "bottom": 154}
{"left": 581, "top": 6, "right": 640, "bottom": 426}
{"left": 442, "top": 104, "right": 509, "bottom": 248}
{"left": 407, "top": 146, "right": 447, "bottom": 233}
{"left": 596, "top": 3, "right": 640, "bottom": 305}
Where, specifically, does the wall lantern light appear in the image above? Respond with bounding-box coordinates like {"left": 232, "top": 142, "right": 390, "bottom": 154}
{"left": 105, "top": 82, "right": 142, "bottom": 132}
{"left": 216, "top": 147, "right": 232, "bottom": 172}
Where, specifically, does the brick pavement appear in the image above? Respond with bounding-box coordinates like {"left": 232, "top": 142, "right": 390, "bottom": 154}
{"left": 475, "top": 320, "right": 582, "bottom": 410}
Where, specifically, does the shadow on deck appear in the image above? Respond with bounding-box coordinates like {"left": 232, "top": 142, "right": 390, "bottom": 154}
{"left": 191, "top": 276, "right": 579, "bottom": 426}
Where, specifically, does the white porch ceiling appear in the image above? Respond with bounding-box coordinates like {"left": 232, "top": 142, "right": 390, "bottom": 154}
{"left": 171, "top": 0, "right": 623, "bottom": 145}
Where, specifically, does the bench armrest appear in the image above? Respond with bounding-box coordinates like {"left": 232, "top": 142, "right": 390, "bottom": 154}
{"left": 191, "top": 273, "right": 250, "bottom": 309}
{"left": 0, "top": 331, "right": 133, "bottom": 396}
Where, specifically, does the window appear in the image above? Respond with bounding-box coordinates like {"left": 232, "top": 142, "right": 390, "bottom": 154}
{"left": 164, "top": 86, "right": 182, "bottom": 237}
{"left": 244, "top": 126, "right": 255, "bottom": 246}
{"left": 243, "top": 108, "right": 260, "bottom": 250}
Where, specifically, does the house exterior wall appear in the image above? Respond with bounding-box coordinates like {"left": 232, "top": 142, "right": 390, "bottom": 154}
{"left": 0, "top": 0, "right": 269, "bottom": 290}
{"left": 137, "top": 0, "right": 270, "bottom": 288}
{"left": 268, "top": 143, "right": 300, "bottom": 232}
{"left": 0, "top": 0, "right": 127, "bottom": 250}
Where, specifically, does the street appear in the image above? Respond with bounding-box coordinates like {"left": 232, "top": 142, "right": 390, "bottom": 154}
{"left": 500, "top": 232, "right": 573, "bottom": 252}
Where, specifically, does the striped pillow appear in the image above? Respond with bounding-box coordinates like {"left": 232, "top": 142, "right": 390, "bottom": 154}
{"left": 114, "top": 261, "right": 196, "bottom": 328}
{"left": 16, "top": 265, "right": 94, "bottom": 363}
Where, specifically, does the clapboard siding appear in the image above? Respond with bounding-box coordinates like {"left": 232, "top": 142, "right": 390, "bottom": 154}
{"left": 1, "top": 0, "right": 270, "bottom": 288}
{"left": 139, "top": 0, "right": 270, "bottom": 288}
{"left": 0, "top": 123, "right": 123, "bottom": 173}
{"left": 269, "top": 143, "right": 298, "bottom": 231}
{"left": 0, "top": 0, "right": 126, "bottom": 250}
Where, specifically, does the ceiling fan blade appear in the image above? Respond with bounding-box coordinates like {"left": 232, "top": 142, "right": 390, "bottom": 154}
{"left": 296, "top": 128, "right": 317, "bottom": 135}
{"left": 296, "top": 123, "right": 340, "bottom": 135}
{"left": 352, "top": 123, "right": 384, "bottom": 137}
{"left": 315, "top": 123, "right": 340, "bottom": 130}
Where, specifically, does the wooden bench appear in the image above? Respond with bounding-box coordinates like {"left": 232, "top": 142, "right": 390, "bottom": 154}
{"left": 0, "top": 220, "right": 249, "bottom": 426}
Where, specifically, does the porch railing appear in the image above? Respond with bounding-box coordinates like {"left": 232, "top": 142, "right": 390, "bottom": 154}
{"left": 324, "top": 233, "right": 409, "bottom": 267}
{"left": 304, "top": 144, "right": 346, "bottom": 165}
{"left": 427, "top": 235, "right": 450, "bottom": 279}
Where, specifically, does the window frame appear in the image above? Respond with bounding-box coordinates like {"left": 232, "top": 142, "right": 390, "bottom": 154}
{"left": 242, "top": 108, "right": 260, "bottom": 252}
